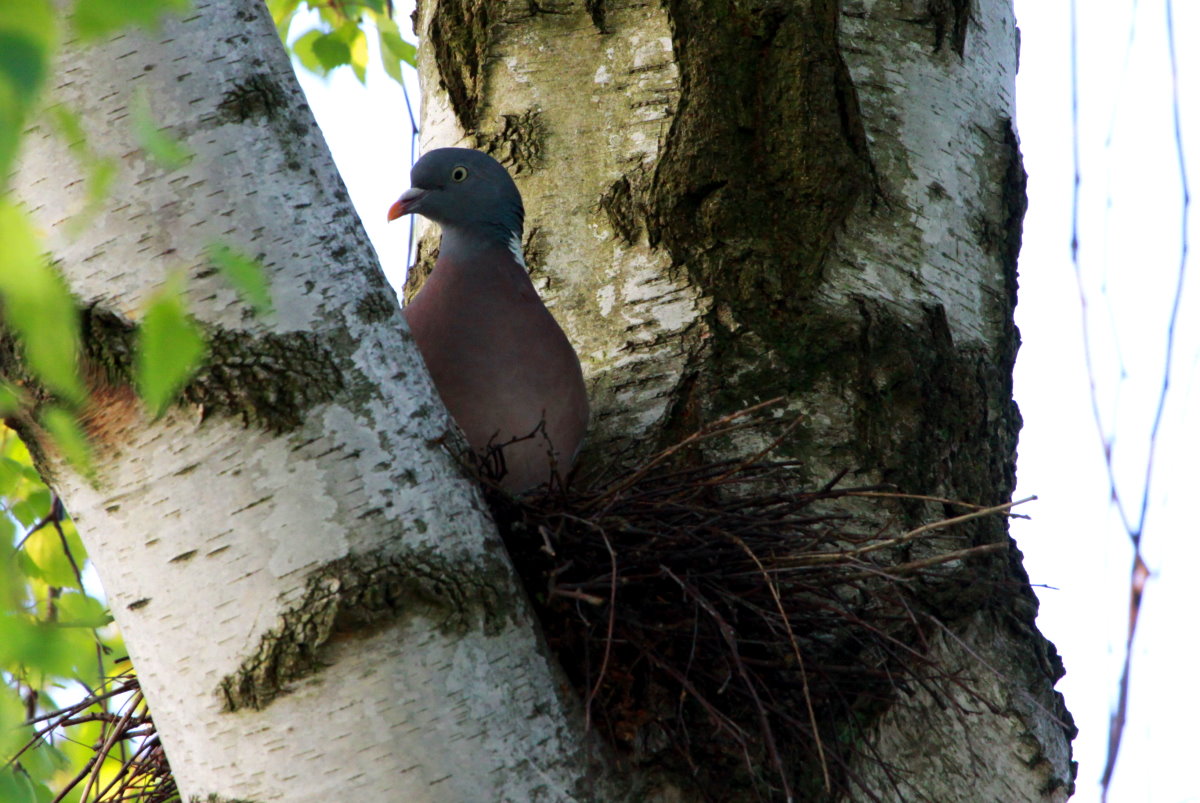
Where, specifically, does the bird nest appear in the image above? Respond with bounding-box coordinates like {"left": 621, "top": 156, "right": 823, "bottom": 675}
{"left": 481, "top": 400, "right": 1024, "bottom": 801}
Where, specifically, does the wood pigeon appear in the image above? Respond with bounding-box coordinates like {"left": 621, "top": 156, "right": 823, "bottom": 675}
{"left": 388, "top": 148, "right": 589, "bottom": 492}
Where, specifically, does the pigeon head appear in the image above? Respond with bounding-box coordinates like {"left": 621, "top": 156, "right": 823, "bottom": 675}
{"left": 388, "top": 148, "right": 524, "bottom": 244}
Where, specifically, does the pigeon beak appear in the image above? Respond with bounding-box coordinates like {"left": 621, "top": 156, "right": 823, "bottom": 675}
{"left": 387, "top": 187, "right": 428, "bottom": 221}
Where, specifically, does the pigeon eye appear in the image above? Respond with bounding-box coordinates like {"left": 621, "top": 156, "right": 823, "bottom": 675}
{"left": 451, "top": 166, "right": 469, "bottom": 182}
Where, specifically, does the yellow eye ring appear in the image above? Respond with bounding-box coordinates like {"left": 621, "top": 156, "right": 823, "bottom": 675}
{"left": 451, "top": 166, "right": 469, "bottom": 182}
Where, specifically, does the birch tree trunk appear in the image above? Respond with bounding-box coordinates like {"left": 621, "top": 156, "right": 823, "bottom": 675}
{"left": 414, "top": 0, "right": 1076, "bottom": 799}
{"left": 11, "top": 2, "right": 625, "bottom": 800}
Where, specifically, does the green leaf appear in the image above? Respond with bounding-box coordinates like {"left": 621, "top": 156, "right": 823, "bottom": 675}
{"left": 0, "top": 32, "right": 47, "bottom": 104}
{"left": 0, "top": 0, "right": 56, "bottom": 45}
{"left": 0, "top": 383, "right": 20, "bottom": 415}
{"left": 0, "top": 689, "right": 37, "bottom": 795}
{"left": 376, "top": 15, "right": 416, "bottom": 85}
{"left": 23, "top": 516, "right": 86, "bottom": 590}
{"left": 47, "top": 103, "right": 85, "bottom": 145}
{"left": 10, "top": 488, "right": 50, "bottom": 528}
{"left": 0, "top": 0, "right": 55, "bottom": 190}
{"left": 136, "top": 276, "right": 208, "bottom": 417}
{"left": 311, "top": 31, "right": 352, "bottom": 73}
{"left": 295, "top": 21, "right": 368, "bottom": 82}
{"left": 0, "top": 84, "right": 23, "bottom": 194}
{"left": 0, "top": 0, "right": 55, "bottom": 94}
{"left": 0, "top": 614, "right": 93, "bottom": 677}
{"left": 82, "top": 156, "right": 117, "bottom": 214}
{"left": 130, "top": 89, "right": 190, "bottom": 170}
{"left": 343, "top": 23, "right": 368, "bottom": 84}
{"left": 0, "top": 767, "right": 37, "bottom": 803}
{"left": 316, "top": 6, "right": 346, "bottom": 27}
{"left": 207, "top": 242, "right": 273, "bottom": 315}
{"left": 39, "top": 408, "right": 92, "bottom": 476}
{"left": 0, "top": 201, "right": 85, "bottom": 404}
{"left": 56, "top": 592, "right": 111, "bottom": 628}
{"left": 0, "top": 457, "right": 21, "bottom": 496}
{"left": 71, "top": 0, "right": 191, "bottom": 39}
{"left": 10, "top": 741, "right": 66, "bottom": 800}
{"left": 267, "top": 0, "right": 302, "bottom": 37}
{"left": 1, "top": 434, "right": 41, "bottom": 484}
{"left": 291, "top": 28, "right": 325, "bottom": 75}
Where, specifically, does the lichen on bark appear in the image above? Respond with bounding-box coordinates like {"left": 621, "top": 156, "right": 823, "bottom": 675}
{"left": 80, "top": 305, "right": 345, "bottom": 437}
{"left": 219, "top": 546, "right": 516, "bottom": 712}
{"left": 0, "top": 302, "right": 353, "bottom": 485}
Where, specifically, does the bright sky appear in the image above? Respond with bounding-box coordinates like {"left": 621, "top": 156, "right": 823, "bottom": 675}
{"left": 1013, "top": 1, "right": 1198, "bottom": 801}
{"left": 294, "top": 3, "right": 1198, "bottom": 800}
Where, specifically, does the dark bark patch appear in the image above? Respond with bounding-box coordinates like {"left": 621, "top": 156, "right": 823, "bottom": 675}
{"left": 20, "top": 306, "right": 347, "bottom": 462}
{"left": 402, "top": 238, "right": 440, "bottom": 303}
{"left": 926, "top": 0, "right": 972, "bottom": 57}
{"left": 478, "top": 108, "right": 546, "bottom": 174}
{"left": 521, "top": 225, "right": 551, "bottom": 274}
{"left": 584, "top": 0, "right": 607, "bottom": 32}
{"left": 843, "top": 300, "right": 1022, "bottom": 580}
{"left": 599, "top": 175, "right": 641, "bottom": 245}
{"left": 649, "top": 0, "right": 874, "bottom": 347}
{"left": 967, "top": 117, "right": 1025, "bottom": 383}
{"left": 187, "top": 328, "right": 343, "bottom": 433}
{"left": 900, "top": 0, "right": 972, "bottom": 57}
{"left": 0, "top": 313, "right": 131, "bottom": 480}
{"left": 218, "top": 547, "right": 511, "bottom": 712}
{"left": 354, "top": 289, "right": 398, "bottom": 324}
{"left": 215, "top": 73, "right": 287, "bottom": 124}
{"left": 429, "top": 0, "right": 496, "bottom": 131}
{"left": 999, "top": 118, "right": 1027, "bottom": 311}
{"left": 687, "top": 293, "right": 1020, "bottom": 538}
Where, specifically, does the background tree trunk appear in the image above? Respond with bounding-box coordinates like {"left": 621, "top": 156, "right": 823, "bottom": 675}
{"left": 414, "top": 0, "right": 1075, "bottom": 799}
{"left": 12, "top": 2, "right": 624, "bottom": 800}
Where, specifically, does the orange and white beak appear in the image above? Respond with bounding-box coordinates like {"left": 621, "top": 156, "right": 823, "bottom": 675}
{"left": 387, "top": 187, "right": 428, "bottom": 221}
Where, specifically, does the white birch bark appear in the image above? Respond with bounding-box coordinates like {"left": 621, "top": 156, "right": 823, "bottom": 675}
{"left": 14, "top": 1, "right": 609, "bottom": 800}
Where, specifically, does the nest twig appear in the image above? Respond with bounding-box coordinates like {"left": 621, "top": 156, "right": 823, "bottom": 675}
{"left": 481, "top": 401, "right": 1027, "bottom": 801}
